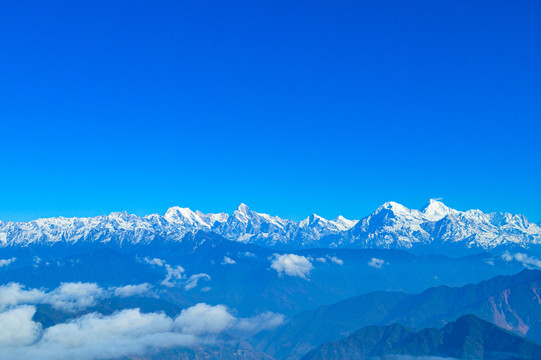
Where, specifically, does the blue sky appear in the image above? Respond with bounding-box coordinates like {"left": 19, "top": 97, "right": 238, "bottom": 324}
{"left": 0, "top": 1, "right": 540, "bottom": 222}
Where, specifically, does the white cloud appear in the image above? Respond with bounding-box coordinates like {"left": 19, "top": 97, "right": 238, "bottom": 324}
{"left": 502, "top": 251, "right": 541, "bottom": 269}
{"left": 0, "top": 257, "right": 16, "bottom": 267}
{"left": 141, "top": 257, "right": 206, "bottom": 290}
{"left": 175, "top": 303, "right": 234, "bottom": 335}
{"left": 142, "top": 257, "right": 165, "bottom": 267}
{"left": 368, "top": 257, "right": 385, "bottom": 269}
{"left": 234, "top": 311, "right": 284, "bottom": 336}
{"left": 46, "top": 282, "right": 105, "bottom": 311}
{"left": 0, "top": 306, "right": 41, "bottom": 347}
{"left": 270, "top": 254, "right": 313, "bottom": 279}
{"left": 0, "top": 282, "right": 156, "bottom": 312}
{"left": 0, "top": 283, "right": 46, "bottom": 312}
{"left": 240, "top": 251, "right": 256, "bottom": 258}
{"left": 313, "top": 256, "right": 343, "bottom": 265}
{"left": 0, "top": 302, "right": 284, "bottom": 360}
{"left": 0, "top": 307, "right": 198, "bottom": 360}
{"left": 113, "top": 283, "right": 152, "bottom": 298}
{"left": 222, "top": 256, "right": 236, "bottom": 265}
{"left": 161, "top": 264, "right": 186, "bottom": 287}
{"left": 328, "top": 256, "right": 343, "bottom": 265}
{"left": 184, "top": 274, "right": 211, "bottom": 291}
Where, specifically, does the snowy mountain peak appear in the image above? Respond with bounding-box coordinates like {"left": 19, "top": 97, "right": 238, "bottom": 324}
{"left": 236, "top": 203, "right": 251, "bottom": 214}
{"left": 339, "top": 199, "right": 541, "bottom": 251}
{"left": 164, "top": 206, "right": 194, "bottom": 220}
{"left": 333, "top": 216, "right": 359, "bottom": 231}
{"left": 308, "top": 213, "right": 324, "bottom": 222}
{"left": 163, "top": 206, "right": 210, "bottom": 229}
{"left": 0, "top": 201, "right": 539, "bottom": 252}
{"left": 421, "top": 199, "right": 455, "bottom": 221}
{"left": 299, "top": 214, "right": 324, "bottom": 228}
{"left": 379, "top": 201, "right": 412, "bottom": 215}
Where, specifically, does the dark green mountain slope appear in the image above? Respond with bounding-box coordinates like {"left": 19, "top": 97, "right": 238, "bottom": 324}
{"left": 302, "top": 314, "right": 541, "bottom": 360}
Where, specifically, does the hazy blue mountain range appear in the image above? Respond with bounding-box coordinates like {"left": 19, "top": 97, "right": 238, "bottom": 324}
{"left": 301, "top": 314, "right": 541, "bottom": 360}
{"left": 0, "top": 200, "right": 540, "bottom": 253}
{"left": 1, "top": 206, "right": 541, "bottom": 360}
{"left": 0, "top": 230, "right": 539, "bottom": 359}
{"left": 252, "top": 269, "right": 541, "bottom": 360}
{"left": 0, "top": 232, "right": 527, "bottom": 316}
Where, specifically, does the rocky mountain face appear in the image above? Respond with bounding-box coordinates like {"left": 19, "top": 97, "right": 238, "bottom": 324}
{"left": 0, "top": 200, "right": 540, "bottom": 252}
{"left": 301, "top": 314, "right": 541, "bottom": 360}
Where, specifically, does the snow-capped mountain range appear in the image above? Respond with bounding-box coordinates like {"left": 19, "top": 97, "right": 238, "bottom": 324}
{"left": 0, "top": 200, "right": 540, "bottom": 251}
{"left": 0, "top": 203, "right": 357, "bottom": 249}
{"left": 325, "top": 200, "right": 541, "bottom": 251}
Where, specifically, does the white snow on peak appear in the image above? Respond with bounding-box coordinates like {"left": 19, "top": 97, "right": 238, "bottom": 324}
{"left": 0, "top": 200, "right": 539, "bottom": 252}
{"left": 336, "top": 200, "right": 541, "bottom": 251}
{"left": 379, "top": 201, "right": 413, "bottom": 215}
{"left": 332, "top": 216, "right": 359, "bottom": 231}
{"left": 299, "top": 214, "right": 357, "bottom": 232}
{"left": 421, "top": 199, "right": 457, "bottom": 221}
{"left": 236, "top": 203, "right": 250, "bottom": 213}
{"left": 195, "top": 211, "right": 228, "bottom": 226}
{"left": 164, "top": 207, "right": 210, "bottom": 229}
{"left": 299, "top": 214, "right": 324, "bottom": 228}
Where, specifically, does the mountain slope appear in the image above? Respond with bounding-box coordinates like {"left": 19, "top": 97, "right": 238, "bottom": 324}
{"left": 252, "top": 269, "right": 541, "bottom": 359}
{"left": 301, "top": 315, "right": 541, "bottom": 360}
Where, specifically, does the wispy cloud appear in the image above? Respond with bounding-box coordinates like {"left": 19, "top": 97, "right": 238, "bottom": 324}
{"left": 184, "top": 274, "right": 211, "bottom": 291}
{"left": 161, "top": 264, "right": 186, "bottom": 287}
{"left": 0, "top": 257, "right": 16, "bottom": 267}
{"left": 221, "top": 256, "right": 236, "bottom": 265}
{"left": 368, "top": 257, "right": 385, "bottom": 269}
{"left": 501, "top": 251, "right": 541, "bottom": 269}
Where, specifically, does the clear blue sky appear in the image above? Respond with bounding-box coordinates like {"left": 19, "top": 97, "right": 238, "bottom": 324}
{"left": 0, "top": 1, "right": 540, "bottom": 222}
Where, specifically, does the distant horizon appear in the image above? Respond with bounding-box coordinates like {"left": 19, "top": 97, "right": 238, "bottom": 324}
{"left": 2, "top": 198, "right": 539, "bottom": 224}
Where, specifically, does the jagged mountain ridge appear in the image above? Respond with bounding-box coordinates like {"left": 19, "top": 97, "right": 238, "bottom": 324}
{"left": 301, "top": 314, "right": 541, "bottom": 360}
{"left": 0, "top": 200, "right": 540, "bottom": 250}
{"left": 326, "top": 199, "right": 541, "bottom": 251}
{"left": 0, "top": 203, "right": 358, "bottom": 248}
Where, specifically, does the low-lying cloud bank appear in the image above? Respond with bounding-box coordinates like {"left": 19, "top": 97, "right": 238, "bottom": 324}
{"left": 0, "top": 303, "right": 284, "bottom": 360}
{"left": 0, "top": 282, "right": 153, "bottom": 312}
